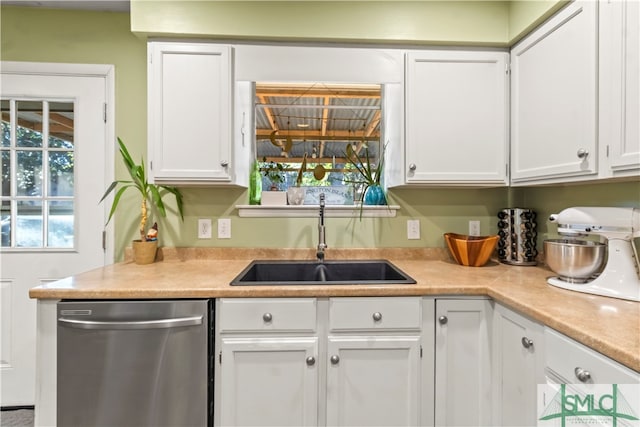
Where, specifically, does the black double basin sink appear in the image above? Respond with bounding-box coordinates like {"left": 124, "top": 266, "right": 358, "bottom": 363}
{"left": 230, "top": 259, "right": 416, "bottom": 286}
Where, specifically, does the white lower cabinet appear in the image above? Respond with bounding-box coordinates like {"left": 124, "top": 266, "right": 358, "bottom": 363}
{"left": 219, "top": 337, "right": 319, "bottom": 426}
{"left": 492, "top": 304, "right": 545, "bottom": 427}
{"left": 434, "top": 298, "right": 493, "bottom": 427}
{"left": 215, "top": 296, "right": 423, "bottom": 427}
{"left": 326, "top": 336, "right": 421, "bottom": 426}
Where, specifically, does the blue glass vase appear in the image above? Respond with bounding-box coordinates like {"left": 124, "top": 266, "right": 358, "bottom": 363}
{"left": 363, "top": 185, "right": 386, "bottom": 205}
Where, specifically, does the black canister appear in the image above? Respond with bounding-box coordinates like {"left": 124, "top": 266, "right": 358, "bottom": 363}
{"left": 497, "top": 208, "right": 538, "bottom": 266}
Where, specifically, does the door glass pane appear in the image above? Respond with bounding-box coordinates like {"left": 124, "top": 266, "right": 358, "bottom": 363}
{"left": 16, "top": 101, "right": 43, "bottom": 148}
{"left": 16, "top": 150, "right": 42, "bottom": 197}
{"left": 48, "top": 102, "right": 74, "bottom": 148}
{"left": 49, "top": 151, "right": 74, "bottom": 197}
{"left": 16, "top": 200, "right": 42, "bottom": 247}
{"left": 1, "top": 99, "right": 9, "bottom": 148}
{"left": 1, "top": 150, "right": 9, "bottom": 197}
{"left": 1, "top": 200, "right": 10, "bottom": 247}
{"left": 48, "top": 201, "right": 73, "bottom": 248}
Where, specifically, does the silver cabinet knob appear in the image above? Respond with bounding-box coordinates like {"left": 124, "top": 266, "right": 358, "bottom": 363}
{"left": 306, "top": 356, "right": 316, "bottom": 366}
{"left": 438, "top": 315, "right": 448, "bottom": 325}
{"left": 330, "top": 355, "right": 340, "bottom": 365}
{"left": 220, "top": 160, "right": 229, "bottom": 167}
{"left": 575, "top": 367, "right": 591, "bottom": 382}
{"left": 409, "top": 163, "right": 417, "bottom": 171}
{"left": 577, "top": 149, "right": 589, "bottom": 159}
{"left": 262, "top": 312, "right": 272, "bottom": 322}
{"left": 521, "top": 337, "right": 534, "bottom": 349}
{"left": 372, "top": 312, "right": 382, "bottom": 321}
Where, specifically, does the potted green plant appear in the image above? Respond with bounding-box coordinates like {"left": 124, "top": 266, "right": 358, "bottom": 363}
{"left": 100, "top": 137, "right": 184, "bottom": 264}
{"left": 344, "top": 143, "right": 386, "bottom": 206}
{"left": 287, "top": 153, "right": 307, "bottom": 205}
{"left": 260, "top": 158, "right": 287, "bottom": 205}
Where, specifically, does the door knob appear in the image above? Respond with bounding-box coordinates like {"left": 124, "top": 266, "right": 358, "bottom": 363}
{"left": 409, "top": 163, "right": 417, "bottom": 171}
{"left": 521, "top": 337, "right": 534, "bottom": 349}
{"left": 576, "top": 149, "right": 589, "bottom": 159}
{"left": 220, "top": 160, "right": 229, "bottom": 167}
{"left": 306, "top": 356, "right": 316, "bottom": 366}
{"left": 575, "top": 367, "right": 591, "bottom": 382}
{"left": 330, "top": 355, "right": 340, "bottom": 365}
{"left": 372, "top": 312, "right": 382, "bottom": 321}
{"left": 262, "top": 312, "right": 272, "bottom": 322}
{"left": 438, "top": 315, "right": 448, "bottom": 325}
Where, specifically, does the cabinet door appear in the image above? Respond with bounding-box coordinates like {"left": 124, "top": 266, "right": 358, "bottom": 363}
{"left": 326, "top": 335, "right": 421, "bottom": 426}
{"left": 434, "top": 298, "right": 492, "bottom": 426}
{"left": 600, "top": 0, "right": 640, "bottom": 175}
{"left": 511, "top": 1, "right": 598, "bottom": 184}
{"left": 148, "top": 42, "right": 232, "bottom": 183}
{"left": 219, "top": 337, "right": 318, "bottom": 427}
{"left": 492, "top": 304, "right": 544, "bottom": 427}
{"left": 405, "top": 51, "right": 508, "bottom": 185}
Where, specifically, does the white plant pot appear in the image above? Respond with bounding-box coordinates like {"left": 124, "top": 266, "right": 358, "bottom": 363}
{"left": 286, "top": 187, "right": 306, "bottom": 205}
{"left": 261, "top": 191, "right": 287, "bottom": 206}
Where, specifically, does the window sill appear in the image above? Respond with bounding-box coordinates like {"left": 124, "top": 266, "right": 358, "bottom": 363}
{"left": 236, "top": 204, "right": 400, "bottom": 218}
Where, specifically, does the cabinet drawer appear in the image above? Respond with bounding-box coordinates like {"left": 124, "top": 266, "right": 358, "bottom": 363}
{"left": 545, "top": 328, "right": 639, "bottom": 384}
{"left": 218, "top": 298, "right": 316, "bottom": 333}
{"left": 329, "top": 297, "right": 421, "bottom": 331}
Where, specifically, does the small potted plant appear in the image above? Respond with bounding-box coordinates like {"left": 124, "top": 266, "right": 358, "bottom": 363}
{"left": 260, "top": 158, "right": 287, "bottom": 205}
{"left": 100, "top": 137, "right": 184, "bottom": 264}
{"left": 344, "top": 143, "right": 386, "bottom": 206}
{"left": 287, "top": 153, "right": 307, "bottom": 205}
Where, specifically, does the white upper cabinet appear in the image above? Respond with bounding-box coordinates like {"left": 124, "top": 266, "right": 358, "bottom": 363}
{"left": 510, "top": 0, "right": 598, "bottom": 185}
{"left": 600, "top": 0, "right": 640, "bottom": 177}
{"left": 147, "top": 41, "right": 234, "bottom": 184}
{"left": 404, "top": 50, "right": 509, "bottom": 186}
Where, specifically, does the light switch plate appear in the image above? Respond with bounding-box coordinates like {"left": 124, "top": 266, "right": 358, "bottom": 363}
{"left": 469, "top": 220, "right": 481, "bottom": 236}
{"left": 218, "top": 218, "right": 231, "bottom": 239}
{"left": 198, "top": 219, "right": 212, "bottom": 239}
{"left": 407, "top": 219, "right": 420, "bottom": 240}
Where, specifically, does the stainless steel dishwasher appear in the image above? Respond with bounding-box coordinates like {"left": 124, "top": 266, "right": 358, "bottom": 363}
{"left": 57, "top": 299, "right": 213, "bottom": 427}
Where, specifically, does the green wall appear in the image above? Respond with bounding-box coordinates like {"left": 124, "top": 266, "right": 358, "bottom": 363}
{"left": 131, "top": 1, "right": 511, "bottom": 46}
{"left": 2, "top": 5, "right": 638, "bottom": 262}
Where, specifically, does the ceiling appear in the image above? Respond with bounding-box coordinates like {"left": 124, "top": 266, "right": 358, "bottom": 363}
{"left": 255, "top": 83, "right": 381, "bottom": 162}
{"left": 1, "top": 0, "right": 130, "bottom": 12}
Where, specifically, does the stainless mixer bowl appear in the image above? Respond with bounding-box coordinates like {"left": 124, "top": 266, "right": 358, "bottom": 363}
{"left": 544, "top": 239, "right": 606, "bottom": 281}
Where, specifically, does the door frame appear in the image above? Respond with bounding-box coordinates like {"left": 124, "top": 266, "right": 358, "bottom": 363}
{"left": 1, "top": 61, "right": 116, "bottom": 264}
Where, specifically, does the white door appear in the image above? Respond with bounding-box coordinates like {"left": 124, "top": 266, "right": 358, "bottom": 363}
{"left": 434, "top": 298, "right": 493, "bottom": 427}
{"left": 326, "top": 335, "right": 421, "bottom": 426}
{"left": 0, "top": 63, "right": 113, "bottom": 406}
{"left": 510, "top": 0, "right": 598, "bottom": 183}
{"left": 405, "top": 50, "right": 509, "bottom": 185}
{"left": 218, "top": 337, "right": 319, "bottom": 427}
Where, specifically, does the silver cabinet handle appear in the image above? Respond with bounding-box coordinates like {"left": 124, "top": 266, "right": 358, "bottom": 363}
{"left": 372, "top": 312, "right": 382, "bottom": 321}
{"left": 438, "top": 315, "right": 448, "bottom": 325}
{"left": 409, "top": 163, "right": 417, "bottom": 171}
{"left": 306, "top": 356, "right": 316, "bottom": 366}
{"left": 521, "top": 337, "right": 534, "bottom": 349}
{"left": 262, "top": 312, "right": 273, "bottom": 322}
{"left": 577, "top": 148, "right": 589, "bottom": 159}
{"left": 330, "top": 355, "right": 340, "bottom": 365}
{"left": 58, "top": 315, "right": 202, "bottom": 330}
{"left": 220, "top": 160, "right": 229, "bottom": 167}
{"left": 575, "top": 367, "right": 592, "bottom": 382}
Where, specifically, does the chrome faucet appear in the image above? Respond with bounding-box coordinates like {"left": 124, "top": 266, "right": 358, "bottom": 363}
{"left": 317, "top": 193, "right": 327, "bottom": 262}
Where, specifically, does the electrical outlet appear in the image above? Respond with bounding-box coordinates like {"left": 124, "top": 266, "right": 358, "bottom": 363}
{"left": 407, "top": 219, "right": 420, "bottom": 240}
{"left": 218, "top": 218, "right": 231, "bottom": 239}
{"left": 198, "top": 219, "right": 212, "bottom": 239}
{"left": 469, "top": 220, "right": 481, "bottom": 236}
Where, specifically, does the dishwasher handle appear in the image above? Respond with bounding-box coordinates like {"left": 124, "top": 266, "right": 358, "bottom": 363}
{"left": 58, "top": 315, "right": 203, "bottom": 330}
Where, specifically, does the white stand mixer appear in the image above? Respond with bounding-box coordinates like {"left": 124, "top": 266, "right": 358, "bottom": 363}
{"left": 547, "top": 207, "right": 640, "bottom": 302}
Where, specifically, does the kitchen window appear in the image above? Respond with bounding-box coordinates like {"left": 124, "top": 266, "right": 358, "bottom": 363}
{"left": 255, "top": 82, "right": 382, "bottom": 202}
{"left": 1, "top": 99, "right": 75, "bottom": 249}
